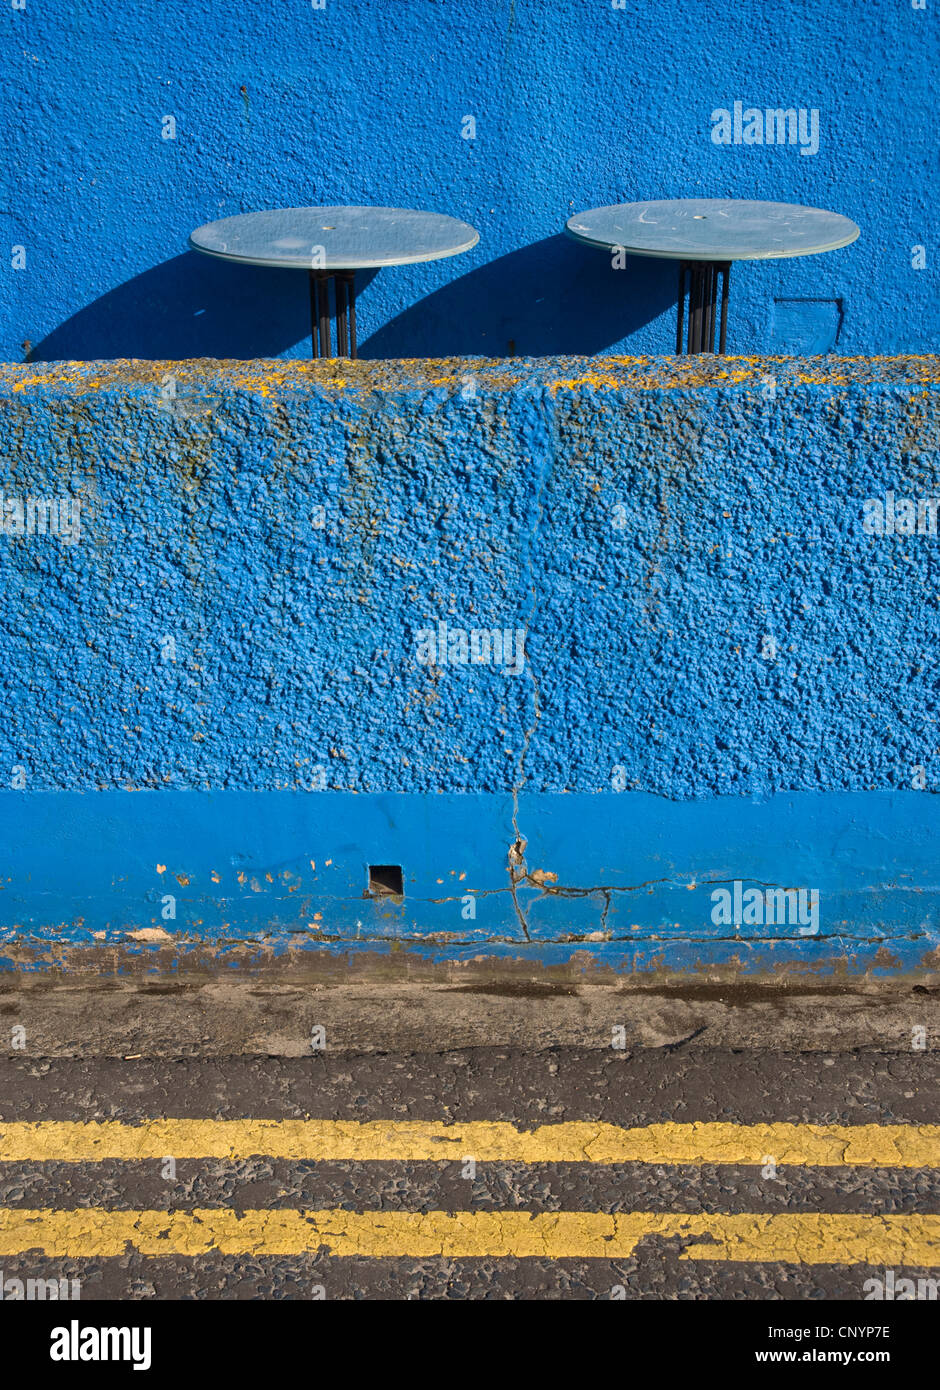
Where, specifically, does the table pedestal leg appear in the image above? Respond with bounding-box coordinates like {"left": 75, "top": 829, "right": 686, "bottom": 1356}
{"left": 676, "top": 261, "right": 730, "bottom": 355}
{"left": 308, "top": 271, "right": 358, "bottom": 359}
{"left": 342, "top": 272, "right": 357, "bottom": 359}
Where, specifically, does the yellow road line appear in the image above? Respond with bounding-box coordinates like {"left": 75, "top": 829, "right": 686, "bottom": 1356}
{"left": 0, "top": 1208, "right": 937, "bottom": 1263}
{"left": 0, "top": 1120, "right": 937, "bottom": 1167}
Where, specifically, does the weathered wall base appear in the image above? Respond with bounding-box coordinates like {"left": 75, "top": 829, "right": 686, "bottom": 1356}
{"left": 1, "top": 790, "right": 935, "bottom": 978}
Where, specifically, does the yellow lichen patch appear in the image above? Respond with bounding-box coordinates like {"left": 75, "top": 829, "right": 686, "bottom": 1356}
{"left": 3, "top": 356, "right": 940, "bottom": 406}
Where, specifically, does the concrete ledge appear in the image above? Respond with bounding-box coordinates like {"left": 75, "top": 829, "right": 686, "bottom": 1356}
{"left": 7, "top": 355, "right": 940, "bottom": 393}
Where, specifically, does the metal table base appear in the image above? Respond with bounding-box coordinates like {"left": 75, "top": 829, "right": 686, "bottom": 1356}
{"left": 676, "top": 261, "right": 730, "bottom": 355}
{"left": 308, "top": 270, "right": 358, "bottom": 359}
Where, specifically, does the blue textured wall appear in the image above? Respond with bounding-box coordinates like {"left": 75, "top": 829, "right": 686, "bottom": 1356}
{"left": 2, "top": 0, "right": 936, "bottom": 363}
{"left": 0, "top": 356, "right": 937, "bottom": 975}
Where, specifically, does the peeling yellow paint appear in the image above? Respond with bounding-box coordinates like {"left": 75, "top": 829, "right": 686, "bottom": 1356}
{"left": 0, "top": 1207, "right": 935, "bottom": 1263}
{"left": 0, "top": 1119, "right": 937, "bottom": 1167}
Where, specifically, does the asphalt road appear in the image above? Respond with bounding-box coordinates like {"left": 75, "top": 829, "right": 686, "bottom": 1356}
{"left": 0, "top": 1048, "right": 937, "bottom": 1300}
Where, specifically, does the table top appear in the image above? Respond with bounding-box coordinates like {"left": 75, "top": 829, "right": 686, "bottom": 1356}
{"left": 565, "top": 199, "right": 859, "bottom": 262}
{"left": 189, "top": 206, "right": 480, "bottom": 270}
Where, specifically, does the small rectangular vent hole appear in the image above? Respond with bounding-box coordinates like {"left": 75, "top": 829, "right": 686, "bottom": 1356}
{"left": 368, "top": 864, "right": 404, "bottom": 898}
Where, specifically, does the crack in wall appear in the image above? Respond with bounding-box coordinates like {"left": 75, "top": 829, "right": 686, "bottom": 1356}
{"left": 507, "top": 386, "right": 557, "bottom": 941}
{"left": 32, "top": 928, "right": 918, "bottom": 949}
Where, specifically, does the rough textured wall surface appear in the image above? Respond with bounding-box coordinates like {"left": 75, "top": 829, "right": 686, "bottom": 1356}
{"left": 2, "top": 0, "right": 935, "bottom": 363}
{"left": 0, "top": 357, "right": 936, "bottom": 975}
{"left": 1, "top": 357, "right": 937, "bottom": 798}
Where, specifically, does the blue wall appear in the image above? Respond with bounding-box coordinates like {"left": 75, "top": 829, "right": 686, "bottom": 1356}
{"left": 2, "top": 0, "right": 936, "bottom": 363}
{"left": 0, "top": 356, "right": 937, "bottom": 975}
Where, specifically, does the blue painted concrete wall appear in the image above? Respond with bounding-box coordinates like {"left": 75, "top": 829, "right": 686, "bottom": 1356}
{"left": 0, "top": 356, "right": 937, "bottom": 975}
{"left": 2, "top": 0, "right": 936, "bottom": 363}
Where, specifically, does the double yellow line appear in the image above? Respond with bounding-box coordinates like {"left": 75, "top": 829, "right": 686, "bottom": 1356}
{"left": 0, "top": 1120, "right": 937, "bottom": 1262}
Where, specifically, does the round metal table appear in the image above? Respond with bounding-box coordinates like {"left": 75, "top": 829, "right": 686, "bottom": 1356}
{"left": 190, "top": 206, "right": 480, "bottom": 359}
{"left": 564, "top": 199, "right": 860, "bottom": 355}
